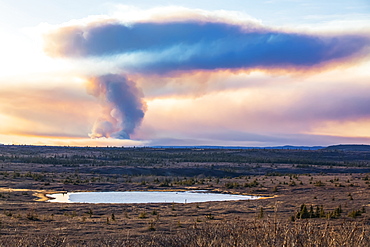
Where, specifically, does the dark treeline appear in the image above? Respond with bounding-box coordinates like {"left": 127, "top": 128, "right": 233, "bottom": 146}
{"left": 1, "top": 145, "right": 370, "bottom": 168}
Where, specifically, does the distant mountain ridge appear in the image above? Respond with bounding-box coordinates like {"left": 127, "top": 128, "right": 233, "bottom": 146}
{"left": 3, "top": 144, "right": 370, "bottom": 151}
{"left": 150, "top": 145, "right": 325, "bottom": 150}
{"left": 324, "top": 144, "right": 370, "bottom": 151}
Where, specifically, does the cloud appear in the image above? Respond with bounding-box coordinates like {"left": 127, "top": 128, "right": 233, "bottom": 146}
{"left": 135, "top": 73, "right": 370, "bottom": 145}
{"left": 144, "top": 131, "right": 370, "bottom": 148}
{"left": 87, "top": 74, "right": 146, "bottom": 139}
{"left": 44, "top": 18, "right": 370, "bottom": 74}
{"left": 0, "top": 85, "right": 99, "bottom": 137}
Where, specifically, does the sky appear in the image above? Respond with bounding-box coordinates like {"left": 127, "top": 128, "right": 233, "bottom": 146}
{"left": 0, "top": 0, "right": 370, "bottom": 147}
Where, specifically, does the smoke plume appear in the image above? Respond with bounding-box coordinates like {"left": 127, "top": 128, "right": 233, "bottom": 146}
{"left": 45, "top": 21, "right": 370, "bottom": 73}
{"left": 87, "top": 74, "right": 146, "bottom": 139}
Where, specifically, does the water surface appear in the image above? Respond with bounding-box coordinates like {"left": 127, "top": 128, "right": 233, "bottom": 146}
{"left": 47, "top": 191, "right": 260, "bottom": 203}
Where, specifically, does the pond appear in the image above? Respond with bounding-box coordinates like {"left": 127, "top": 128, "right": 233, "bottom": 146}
{"left": 47, "top": 191, "right": 260, "bottom": 204}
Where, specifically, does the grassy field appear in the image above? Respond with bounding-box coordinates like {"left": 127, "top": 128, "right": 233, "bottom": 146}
{"left": 0, "top": 145, "right": 370, "bottom": 246}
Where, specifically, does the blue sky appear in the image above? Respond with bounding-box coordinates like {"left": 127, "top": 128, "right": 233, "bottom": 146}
{"left": 1, "top": 0, "right": 369, "bottom": 28}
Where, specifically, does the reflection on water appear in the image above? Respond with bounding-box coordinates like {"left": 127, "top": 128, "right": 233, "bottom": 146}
{"left": 47, "top": 191, "right": 260, "bottom": 203}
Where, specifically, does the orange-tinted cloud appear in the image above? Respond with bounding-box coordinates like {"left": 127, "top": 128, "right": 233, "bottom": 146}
{"left": 0, "top": 86, "right": 99, "bottom": 138}
{"left": 134, "top": 71, "right": 370, "bottom": 146}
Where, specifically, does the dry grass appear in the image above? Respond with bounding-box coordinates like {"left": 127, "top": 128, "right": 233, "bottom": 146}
{"left": 1, "top": 219, "right": 369, "bottom": 246}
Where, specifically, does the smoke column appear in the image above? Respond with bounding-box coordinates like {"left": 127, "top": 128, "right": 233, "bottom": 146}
{"left": 87, "top": 74, "right": 146, "bottom": 139}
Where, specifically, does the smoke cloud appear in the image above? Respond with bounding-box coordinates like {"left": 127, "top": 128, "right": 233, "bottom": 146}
{"left": 45, "top": 20, "right": 370, "bottom": 73}
{"left": 87, "top": 74, "right": 146, "bottom": 139}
